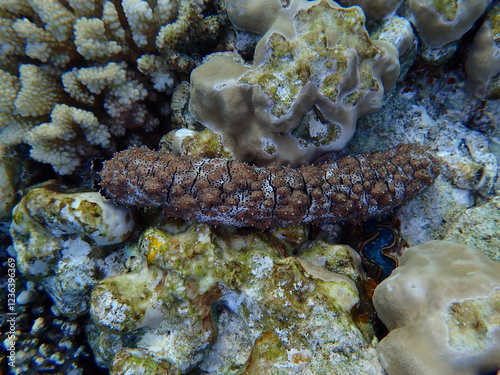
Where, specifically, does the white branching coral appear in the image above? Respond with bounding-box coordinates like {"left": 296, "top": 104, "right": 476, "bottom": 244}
{"left": 12, "top": 17, "right": 76, "bottom": 66}
{"left": 122, "top": 0, "right": 154, "bottom": 47}
{"left": 0, "top": 69, "right": 19, "bottom": 112}
{"left": 0, "top": 0, "right": 215, "bottom": 174}
{"left": 74, "top": 17, "right": 123, "bottom": 61}
{"left": 27, "top": 0, "right": 76, "bottom": 42}
{"left": 25, "top": 104, "right": 110, "bottom": 175}
{"left": 15, "top": 64, "right": 64, "bottom": 117}
{"left": 137, "top": 54, "right": 174, "bottom": 92}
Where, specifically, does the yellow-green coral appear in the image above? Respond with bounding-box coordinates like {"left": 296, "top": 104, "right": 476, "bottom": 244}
{"left": 241, "top": 1, "right": 382, "bottom": 117}
{"left": 89, "top": 223, "right": 378, "bottom": 373}
{"left": 9, "top": 182, "right": 135, "bottom": 316}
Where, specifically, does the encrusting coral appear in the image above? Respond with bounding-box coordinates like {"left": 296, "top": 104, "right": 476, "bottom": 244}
{"left": 373, "top": 241, "right": 500, "bottom": 375}
{"left": 190, "top": 0, "right": 400, "bottom": 166}
{"left": 9, "top": 181, "right": 135, "bottom": 317}
{"left": 99, "top": 143, "right": 439, "bottom": 230}
{"left": 89, "top": 223, "right": 383, "bottom": 373}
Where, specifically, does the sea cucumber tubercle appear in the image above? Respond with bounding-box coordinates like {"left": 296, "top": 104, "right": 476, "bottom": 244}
{"left": 98, "top": 144, "right": 440, "bottom": 230}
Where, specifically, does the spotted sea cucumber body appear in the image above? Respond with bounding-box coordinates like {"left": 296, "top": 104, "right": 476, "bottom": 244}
{"left": 99, "top": 144, "right": 439, "bottom": 230}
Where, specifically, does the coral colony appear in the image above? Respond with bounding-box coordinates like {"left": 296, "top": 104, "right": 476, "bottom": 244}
{"left": 1, "top": 0, "right": 499, "bottom": 374}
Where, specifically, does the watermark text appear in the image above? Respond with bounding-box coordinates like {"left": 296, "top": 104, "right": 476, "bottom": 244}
{"left": 6, "top": 257, "right": 17, "bottom": 368}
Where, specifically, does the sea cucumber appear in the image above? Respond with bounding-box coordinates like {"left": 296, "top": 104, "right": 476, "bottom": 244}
{"left": 98, "top": 144, "right": 439, "bottom": 230}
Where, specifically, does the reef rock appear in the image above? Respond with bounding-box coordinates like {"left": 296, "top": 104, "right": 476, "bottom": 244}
{"left": 444, "top": 197, "right": 500, "bottom": 262}
{"left": 89, "top": 223, "right": 384, "bottom": 374}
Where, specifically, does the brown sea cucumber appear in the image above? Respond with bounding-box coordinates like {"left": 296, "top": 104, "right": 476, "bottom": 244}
{"left": 98, "top": 144, "right": 439, "bottom": 230}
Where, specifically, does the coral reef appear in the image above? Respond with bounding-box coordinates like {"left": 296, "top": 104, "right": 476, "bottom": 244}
{"left": 89, "top": 223, "right": 384, "bottom": 374}
{"left": 99, "top": 144, "right": 439, "bottom": 230}
{"left": 190, "top": 0, "right": 400, "bottom": 166}
{"left": 0, "top": 0, "right": 228, "bottom": 174}
{"left": 1, "top": 0, "right": 500, "bottom": 373}
{"left": 373, "top": 241, "right": 500, "bottom": 375}
{"left": 9, "top": 182, "right": 136, "bottom": 317}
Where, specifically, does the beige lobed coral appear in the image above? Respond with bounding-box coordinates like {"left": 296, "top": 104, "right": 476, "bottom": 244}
{"left": 339, "top": 0, "right": 402, "bottom": 19}
{"left": 373, "top": 241, "right": 500, "bottom": 375}
{"left": 190, "top": 0, "right": 400, "bottom": 166}
{"left": 225, "top": 0, "right": 283, "bottom": 34}
{"left": 0, "top": 0, "right": 227, "bottom": 174}
{"left": 408, "top": 0, "right": 492, "bottom": 48}
{"left": 465, "top": 2, "right": 500, "bottom": 99}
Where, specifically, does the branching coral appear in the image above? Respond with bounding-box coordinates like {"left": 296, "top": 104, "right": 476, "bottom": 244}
{"left": 25, "top": 104, "right": 111, "bottom": 175}
{"left": 0, "top": 0, "right": 228, "bottom": 174}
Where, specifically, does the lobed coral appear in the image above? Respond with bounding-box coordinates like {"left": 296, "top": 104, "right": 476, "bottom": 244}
{"left": 225, "top": 0, "right": 283, "bottom": 34}
{"left": 190, "top": 0, "right": 400, "bottom": 166}
{"left": 99, "top": 143, "right": 439, "bottom": 230}
{"left": 408, "top": 0, "right": 492, "bottom": 49}
{"left": 373, "top": 241, "right": 500, "bottom": 375}
{"left": 465, "top": 2, "right": 500, "bottom": 99}
{"left": 339, "top": 0, "right": 402, "bottom": 20}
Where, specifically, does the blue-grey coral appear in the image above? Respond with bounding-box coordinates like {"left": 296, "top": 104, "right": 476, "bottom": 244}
{"left": 99, "top": 143, "right": 439, "bottom": 230}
